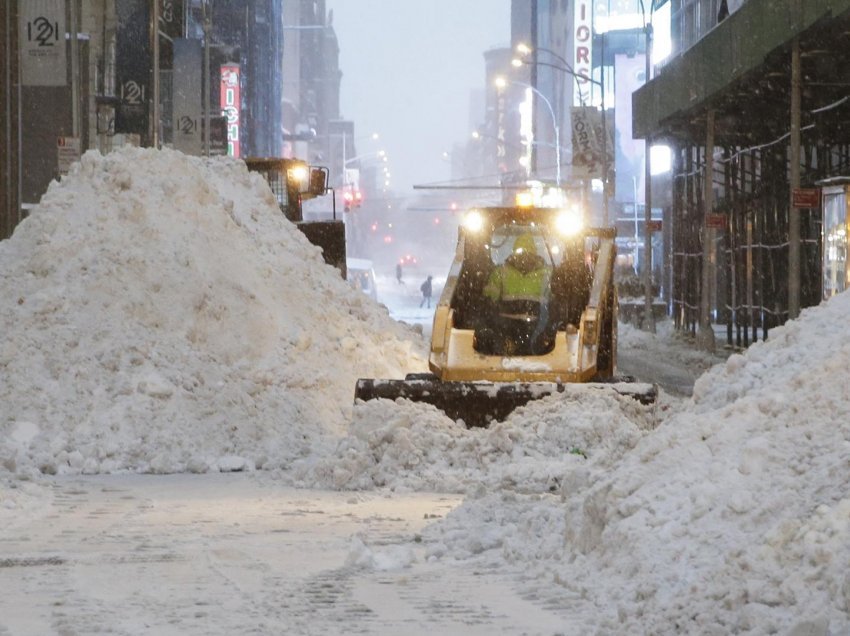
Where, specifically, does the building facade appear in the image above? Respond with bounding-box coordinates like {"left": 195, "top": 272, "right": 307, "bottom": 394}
{"left": 0, "top": 0, "right": 344, "bottom": 240}
{"left": 635, "top": 0, "right": 850, "bottom": 346}
{"left": 1, "top": 1, "right": 22, "bottom": 240}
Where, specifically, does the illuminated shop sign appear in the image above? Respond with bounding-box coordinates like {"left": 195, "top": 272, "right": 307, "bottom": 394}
{"left": 220, "top": 64, "right": 241, "bottom": 157}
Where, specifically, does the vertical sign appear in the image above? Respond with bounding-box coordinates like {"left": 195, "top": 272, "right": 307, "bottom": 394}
{"left": 172, "top": 38, "right": 202, "bottom": 155}
{"left": 115, "top": 0, "right": 151, "bottom": 142}
{"left": 19, "top": 0, "right": 67, "bottom": 86}
{"left": 220, "top": 64, "right": 240, "bottom": 157}
{"left": 573, "top": 0, "right": 592, "bottom": 106}
{"left": 571, "top": 106, "right": 599, "bottom": 178}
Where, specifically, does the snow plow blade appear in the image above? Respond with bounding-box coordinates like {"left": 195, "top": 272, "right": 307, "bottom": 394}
{"left": 354, "top": 375, "right": 657, "bottom": 428}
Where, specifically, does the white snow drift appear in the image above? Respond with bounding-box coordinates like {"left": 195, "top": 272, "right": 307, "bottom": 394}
{"left": 0, "top": 147, "right": 426, "bottom": 477}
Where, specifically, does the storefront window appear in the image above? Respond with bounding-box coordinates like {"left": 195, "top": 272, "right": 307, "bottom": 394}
{"left": 822, "top": 187, "right": 848, "bottom": 300}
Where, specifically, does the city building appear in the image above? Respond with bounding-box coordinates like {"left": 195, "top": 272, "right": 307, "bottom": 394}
{"left": 635, "top": 0, "right": 850, "bottom": 347}
{"left": 1, "top": 0, "right": 344, "bottom": 241}
{"left": 1, "top": 1, "right": 21, "bottom": 239}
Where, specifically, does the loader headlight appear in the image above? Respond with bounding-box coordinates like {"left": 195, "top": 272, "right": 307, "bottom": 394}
{"left": 555, "top": 208, "right": 583, "bottom": 237}
{"left": 515, "top": 191, "right": 535, "bottom": 208}
{"left": 287, "top": 165, "right": 310, "bottom": 193}
{"left": 463, "top": 209, "right": 485, "bottom": 233}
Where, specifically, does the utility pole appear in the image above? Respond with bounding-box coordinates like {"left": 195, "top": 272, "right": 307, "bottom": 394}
{"left": 601, "top": 29, "right": 609, "bottom": 226}
{"left": 642, "top": 21, "right": 655, "bottom": 333}
{"left": 698, "top": 109, "right": 717, "bottom": 352}
{"left": 530, "top": 0, "right": 538, "bottom": 176}
{"left": 788, "top": 37, "right": 802, "bottom": 319}
{"left": 70, "top": 0, "right": 81, "bottom": 139}
{"left": 203, "top": 1, "right": 211, "bottom": 156}
{"left": 151, "top": 0, "right": 160, "bottom": 148}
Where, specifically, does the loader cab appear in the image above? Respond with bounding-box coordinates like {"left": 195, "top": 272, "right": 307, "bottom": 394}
{"left": 453, "top": 207, "right": 588, "bottom": 357}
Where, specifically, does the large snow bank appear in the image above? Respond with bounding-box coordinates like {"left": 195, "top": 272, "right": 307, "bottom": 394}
{"left": 426, "top": 293, "right": 850, "bottom": 633}
{"left": 0, "top": 147, "right": 426, "bottom": 478}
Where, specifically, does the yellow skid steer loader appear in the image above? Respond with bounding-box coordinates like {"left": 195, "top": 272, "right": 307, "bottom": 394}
{"left": 355, "top": 204, "right": 656, "bottom": 426}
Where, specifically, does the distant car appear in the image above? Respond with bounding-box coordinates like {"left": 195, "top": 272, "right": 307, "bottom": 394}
{"left": 399, "top": 254, "right": 418, "bottom": 267}
{"left": 346, "top": 258, "right": 378, "bottom": 301}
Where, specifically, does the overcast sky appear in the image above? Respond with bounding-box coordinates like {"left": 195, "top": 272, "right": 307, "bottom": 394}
{"left": 326, "top": 0, "right": 511, "bottom": 195}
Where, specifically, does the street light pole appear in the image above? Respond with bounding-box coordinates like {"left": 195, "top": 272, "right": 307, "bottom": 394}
{"left": 514, "top": 50, "right": 607, "bottom": 220}
{"left": 639, "top": 0, "right": 656, "bottom": 333}
{"left": 151, "top": 0, "right": 160, "bottom": 148}
{"left": 202, "top": 1, "right": 211, "bottom": 156}
{"left": 344, "top": 150, "right": 387, "bottom": 167}
{"left": 497, "top": 78, "right": 560, "bottom": 186}
{"left": 643, "top": 22, "right": 655, "bottom": 333}
{"left": 70, "top": 0, "right": 81, "bottom": 140}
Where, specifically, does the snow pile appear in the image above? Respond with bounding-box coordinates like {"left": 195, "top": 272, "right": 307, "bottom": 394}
{"left": 427, "top": 293, "right": 850, "bottom": 633}
{"left": 691, "top": 296, "right": 850, "bottom": 412}
{"left": 296, "top": 386, "right": 658, "bottom": 493}
{"left": 0, "top": 147, "right": 426, "bottom": 477}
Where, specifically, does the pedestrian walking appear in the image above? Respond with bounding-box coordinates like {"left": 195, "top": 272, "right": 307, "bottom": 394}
{"left": 419, "top": 275, "right": 433, "bottom": 308}
{"left": 396, "top": 262, "right": 404, "bottom": 284}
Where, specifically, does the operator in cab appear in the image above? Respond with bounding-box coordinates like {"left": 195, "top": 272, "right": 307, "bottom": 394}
{"left": 477, "top": 231, "right": 553, "bottom": 355}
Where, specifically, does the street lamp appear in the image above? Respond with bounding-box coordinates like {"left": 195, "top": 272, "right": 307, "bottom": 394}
{"left": 330, "top": 131, "right": 380, "bottom": 184}
{"left": 344, "top": 150, "right": 386, "bottom": 166}
{"left": 513, "top": 45, "right": 610, "bottom": 225}
{"left": 473, "top": 129, "right": 569, "bottom": 156}
{"left": 345, "top": 150, "right": 391, "bottom": 191}
{"left": 495, "top": 77, "right": 561, "bottom": 186}
{"left": 515, "top": 43, "right": 598, "bottom": 105}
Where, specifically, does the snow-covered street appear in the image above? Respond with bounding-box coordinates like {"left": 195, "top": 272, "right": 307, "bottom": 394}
{"left": 1, "top": 475, "right": 583, "bottom": 635}
{"left": 2, "top": 149, "right": 849, "bottom": 635}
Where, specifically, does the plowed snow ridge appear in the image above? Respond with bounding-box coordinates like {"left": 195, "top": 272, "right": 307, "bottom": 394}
{"left": 0, "top": 147, "right": 426, "bottom": 476}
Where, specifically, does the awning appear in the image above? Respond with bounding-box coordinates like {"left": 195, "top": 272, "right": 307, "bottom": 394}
{"left": 633, "top": 0, "right": 850, "bottom": 145}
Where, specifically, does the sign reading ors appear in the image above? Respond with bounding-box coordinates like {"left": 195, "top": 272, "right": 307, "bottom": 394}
{"left": 19, "top": 0, "right": 67, "bottom": 86}
{"left": 573, "top": 0, "right": 592, "bottom": 105}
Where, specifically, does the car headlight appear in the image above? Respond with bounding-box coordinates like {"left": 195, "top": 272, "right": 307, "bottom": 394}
{"left": 463, "top": 209, "right": 485, "bottom": 233}
{"left": 555, "top": 209, "right": 583, "bottom": 237}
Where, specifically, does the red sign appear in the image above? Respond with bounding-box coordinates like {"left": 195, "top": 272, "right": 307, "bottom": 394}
{"left": 647, "top": 220, "right": 662, "bottom": 233}
{"left": 220, "top": 64, "right": 241, "bottom": 157}
{"left": 706, "top": 213, "right": 727, "bottom": 230}
{"left": 792, "top": 188, "right": 820, "bottom": 208}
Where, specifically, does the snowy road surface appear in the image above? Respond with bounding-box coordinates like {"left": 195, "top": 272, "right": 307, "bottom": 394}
{"left": 1, "top": 474, "right": 573, "bottom": 635}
